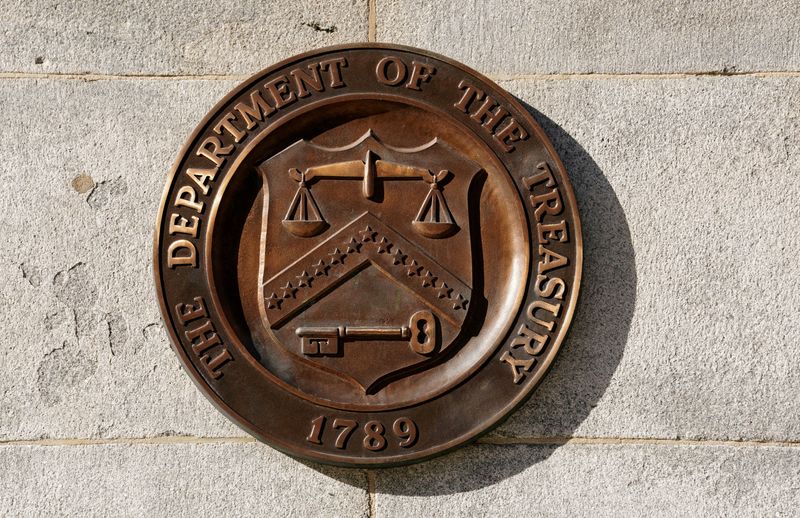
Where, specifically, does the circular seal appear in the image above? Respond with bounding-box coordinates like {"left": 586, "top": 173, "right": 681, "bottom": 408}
{"left": 154, "top": 44, "right": 582, "bottom": 466}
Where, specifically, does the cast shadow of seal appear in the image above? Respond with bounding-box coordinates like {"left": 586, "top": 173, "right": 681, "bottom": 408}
{"left": 302, "top": 103, "right": 637, "bottom": 495}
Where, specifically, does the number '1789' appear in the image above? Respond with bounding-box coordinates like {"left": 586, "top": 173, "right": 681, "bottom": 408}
{"left": 306, "top": 416, "right": 418, "bottom": 451}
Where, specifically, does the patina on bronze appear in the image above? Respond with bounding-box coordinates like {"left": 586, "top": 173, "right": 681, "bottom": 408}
{"left": 154, "top": 44, "right": 582, "bottom": 467}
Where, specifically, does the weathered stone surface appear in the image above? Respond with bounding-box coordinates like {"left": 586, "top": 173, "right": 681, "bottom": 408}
{"left": 0, "top": 78, "right": 243, "bottom": 440}
{"left": 0, "top": 75, "right": 797, "bottom": 445}
{"left": 374, "top": 443, "right": 800, "bottom": 516}
{"left": 492, "top": 76, "right": 800, "bottom": 441}
{"left": 0, "top": 441, "right": 368, "bottom": 517}
{"left": 0, "top": 0, "right": 367, "bottom": 75}
{"left": 377, "top": 0, "right": 800, "bottom": 75}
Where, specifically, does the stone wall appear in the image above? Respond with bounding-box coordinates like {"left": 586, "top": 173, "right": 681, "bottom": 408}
{"left": 1, "top": 1, "right": 798, "bottom": 515}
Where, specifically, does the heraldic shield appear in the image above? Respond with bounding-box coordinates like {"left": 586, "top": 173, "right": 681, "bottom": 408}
{"left": 257, "top": 130, "right": 481, "bottom": 394}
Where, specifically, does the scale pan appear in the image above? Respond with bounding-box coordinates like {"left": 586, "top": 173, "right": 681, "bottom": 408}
{"left": 412, "top": 221, "right": 458, "bottom": 239}
{"left": 282, "top": 219, "right": 329, "bottom": 237}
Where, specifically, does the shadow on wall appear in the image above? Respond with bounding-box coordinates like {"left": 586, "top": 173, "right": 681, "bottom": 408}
{"left": 305, "top": 102, "right": 637, "bottom": 495}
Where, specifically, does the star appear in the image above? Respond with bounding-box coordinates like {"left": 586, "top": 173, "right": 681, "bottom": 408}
{"left": 405, "top": 259, "right": 422, "bottom": 277}
{"left": 312, "top": 259, "right": 329, "bottom": 276}
{"left": 451, "top": 293, "right": 468, "bottom": 310}
{"left": 344, "top": 237, "right": 361, "bottom": 253}
{"left": 266, "top": 292, "right": 282, "bottom": 309}
{"left": 391, "top": 248, "right": 406, "bottom": 265}
{"left": 376, "top": 237, "right": 392, "bottom": 254}
{"left": 421, "top": 270, "right": 437, "bottom": 287}
{"left": 328, "top": 247, "right": 346, "bottom": 265}
{"left": 358, "top": 225, "right": 377, "bottom": 242}
{"left": 296, "top": 270, "right": 313, "bottom": 287}
{"left": 280, "top": 282, "right": 297, "bottom": 299}
{"left": 436, "top": 282, "right": 452, "bottom": 299}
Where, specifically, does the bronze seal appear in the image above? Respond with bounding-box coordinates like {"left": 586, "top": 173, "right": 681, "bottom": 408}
{"left": 154, "top": 44, "right": 582, "bottom": 467}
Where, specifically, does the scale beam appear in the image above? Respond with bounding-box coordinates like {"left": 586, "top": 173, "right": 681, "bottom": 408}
{"left": 290, "top": 150, "right": 451, "bottom": 201}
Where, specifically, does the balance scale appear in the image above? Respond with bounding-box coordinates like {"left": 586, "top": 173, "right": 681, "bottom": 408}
{"left": 282, "top": 150, "right": 458, "bottom": 239}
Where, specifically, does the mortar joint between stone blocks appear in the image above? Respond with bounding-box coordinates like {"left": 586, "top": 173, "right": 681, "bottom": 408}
{"left": 368, "top": 0, "right": 377, "bottom": 42}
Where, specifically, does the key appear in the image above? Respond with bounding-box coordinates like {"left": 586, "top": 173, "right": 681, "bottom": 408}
{"left": 296, "top": 310, "right": 437, "bottom": 356}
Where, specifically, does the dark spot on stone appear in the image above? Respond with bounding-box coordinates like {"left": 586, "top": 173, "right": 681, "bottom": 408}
{"left": 71, "top": 174, "right": 94, "bottom": 194}
{"left": 34, "top": 56, "right": 44, "bottom": 65}
{"left": 87, "top": 177, "right": 128, "bottom": 209}
{"left": 37, "top": 342, "right": 97, "bottom": 406}
{"left": 20, "top": 263, "right": 42, "bottom": 287}
{"left": 53, "top": 263, "right": 97, "bottom": 309}
{"left": 303, "top": 22, "right": 337, "bottom": 33}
